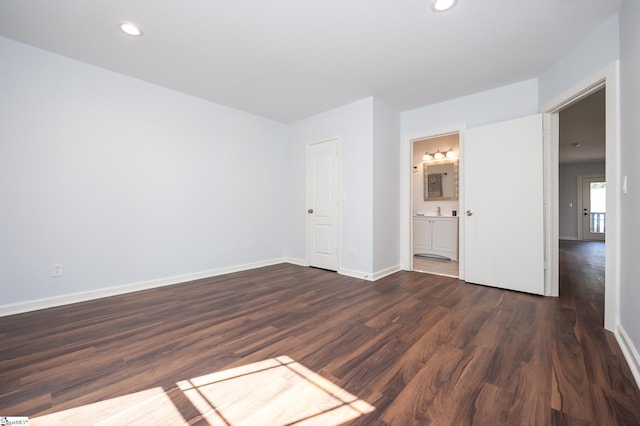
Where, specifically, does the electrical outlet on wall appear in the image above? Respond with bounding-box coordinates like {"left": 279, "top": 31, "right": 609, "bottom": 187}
{"left": 51, "top": 263, "right": 64, "bottom": 277}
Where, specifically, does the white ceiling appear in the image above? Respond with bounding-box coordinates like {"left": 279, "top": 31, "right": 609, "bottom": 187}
{"left": 0, "top": 0, "right": 621, "bottom": 123}
{"left": 559, "top": 88, "right": 606, "bottom": 164}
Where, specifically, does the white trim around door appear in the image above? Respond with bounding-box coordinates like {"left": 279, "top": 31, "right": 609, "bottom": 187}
{"left": 401, "top": 125, "right": 466, "bottom": 281}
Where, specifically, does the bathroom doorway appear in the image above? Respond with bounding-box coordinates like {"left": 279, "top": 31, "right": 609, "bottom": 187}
{"left": 411, "top": 133, "right": 460, "bottom": 277}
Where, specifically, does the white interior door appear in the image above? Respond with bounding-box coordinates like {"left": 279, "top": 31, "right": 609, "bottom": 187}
{"left": 464, "top": 114, "right": 545, "bottom": 295}
{"left": 581, "top": 176, "right": 606, "bottom": 241}
{"left": 307, "top": 139, "right": 339, "bottom": 271}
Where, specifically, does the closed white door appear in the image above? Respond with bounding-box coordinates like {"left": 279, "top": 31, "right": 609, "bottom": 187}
{"left": 464, "top": 114, "right": 545, "bottom": 295}
{"left": 581, "top": 176, "right": 606, "bottom": 241}
{"left": 307, "top": 139, "right": 339, "bottom": 271}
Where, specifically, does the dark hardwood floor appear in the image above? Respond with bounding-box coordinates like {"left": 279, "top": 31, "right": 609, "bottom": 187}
{"left": 1, "top": 240, "right": 639, "bottom": 425}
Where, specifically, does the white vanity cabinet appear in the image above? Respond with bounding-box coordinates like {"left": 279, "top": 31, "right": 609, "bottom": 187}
{"left": 413, "top": 216, "right": 458, "bottom": 260}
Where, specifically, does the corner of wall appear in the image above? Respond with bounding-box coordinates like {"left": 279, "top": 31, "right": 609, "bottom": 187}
{"left": 616, "top": 324, "right": 640, "bottom": 391}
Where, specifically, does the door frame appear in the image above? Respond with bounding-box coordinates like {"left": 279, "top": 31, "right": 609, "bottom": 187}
{"left": 306, "top": 137, "right": 341, "bottom": 271}
{"left": 543, "top": 61, "right": 620, "bottom": 331}
{"left": 577, "top": 174, "right": 606, "bottom": 241}
{"left": 401, "top": 124, "right": 466, "bottom": 279}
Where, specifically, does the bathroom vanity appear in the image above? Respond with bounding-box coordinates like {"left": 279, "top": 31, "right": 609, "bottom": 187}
{"left": 413, "top": 215, "right": 458, "bottom": 260}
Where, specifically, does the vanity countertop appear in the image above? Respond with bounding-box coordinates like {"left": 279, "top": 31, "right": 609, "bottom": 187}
{"left": 414, "top": 214, "right": 458, "bottom": 218}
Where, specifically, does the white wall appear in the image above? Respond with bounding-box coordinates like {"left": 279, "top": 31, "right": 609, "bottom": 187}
{"left": 0, "top": 37, "right": 288, "bottom": 310}
{"left": 538, "top": 15, "right": 619, "bottom": 108}
{"left": 558, "top": 161, "right": 606, "bottom": 239}
{"left": 402, "top": 79, "right": 539, "bottom": 134}
{"left": 372, "top": 98, "right": 401, "bottom": 276}
{"left": 286, "top": 97, "right": 401, "bottom": 279}
{"left": 619, "top": 0, "right": 640, "bottom": 382}
{"left": 287, "top": 98, "right": 375, "bottom": 276}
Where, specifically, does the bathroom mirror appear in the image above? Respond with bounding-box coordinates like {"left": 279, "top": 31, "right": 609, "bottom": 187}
{"left": 423, "top": 160, "right": 458, "bottom": 201}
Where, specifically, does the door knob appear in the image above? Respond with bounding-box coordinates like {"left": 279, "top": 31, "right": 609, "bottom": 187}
{"left": 308, "top": 209, "right": 314, "bottom": 213}
{"left": 466, "top": 210, "right": 473, "bottom": 216}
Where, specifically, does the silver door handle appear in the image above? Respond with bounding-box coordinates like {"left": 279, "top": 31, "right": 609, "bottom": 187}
{"left": 308, "top": 209, "right": 314, "bottom": 213}
{"left": 466, "top": 210, "right": 473, "bottom": 216}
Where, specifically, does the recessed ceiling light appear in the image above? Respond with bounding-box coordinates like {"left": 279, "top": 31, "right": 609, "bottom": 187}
{"left": 432, "top": 0, "right": 458, "bottom": 12}
{"left": 119, "top": 22, "right": 143, "bottom": 37}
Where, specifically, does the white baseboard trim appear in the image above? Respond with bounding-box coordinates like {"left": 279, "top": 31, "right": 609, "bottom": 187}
{"left": 339, "top": 268, "right": 373, "bottom": 281}
{"left": 0, "top": 258, "right": 286, "bottom": 318}
{"left": 559, "top": 236, "right": 578, "bottom": 240}
{"left": 285, "top": 257, "right": 307, "bottom": 267}
{"left": 615, "top": 323, "right": 640, "bottom": 390}
{"left": 339, "top": 265, "right": 402, "bottom": 282}
{"left": 372, "top": 265, "right": 402, "bottom": 281}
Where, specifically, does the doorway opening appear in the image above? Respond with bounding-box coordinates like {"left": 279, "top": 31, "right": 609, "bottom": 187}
{"left": 557, "top": 87, "right": 606, "bottom": 321}
{"left": 579, "top": 176, "right": 606, "bottom": 241}
{"left": 410, "top": 133, "right": 460, "bottom": 278}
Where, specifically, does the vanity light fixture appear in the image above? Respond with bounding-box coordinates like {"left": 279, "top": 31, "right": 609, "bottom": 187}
{"left": 423, "top": 148, "right": 457, "bottom": 161}
{"left": 119, "top": 22, "right": 143, "bottom": 36}
{"left": 432, "top": 0, "right": 458, "bottom": 12}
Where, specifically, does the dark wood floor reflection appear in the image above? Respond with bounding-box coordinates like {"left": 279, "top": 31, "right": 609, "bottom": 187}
{"left": 1, "top": 241, "right": 639, "bottom": 424}
{"left": 413, "top": 255, "right": 459, "bottom": 277}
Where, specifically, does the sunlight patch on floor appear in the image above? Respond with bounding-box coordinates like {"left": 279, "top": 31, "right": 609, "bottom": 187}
{"left": 178, "top": 355, "right": 374, "bottom": 425}
{"left": 32, "top": 356, "right": 374, "bottom": 425}
{"left": 31, "top": 386, "right": 185, "bottom": 425}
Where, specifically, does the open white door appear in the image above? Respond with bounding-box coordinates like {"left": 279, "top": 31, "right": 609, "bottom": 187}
{"left": 464, "top": 114, "right": 545, "bottom": 295}
{"left": 307, "top": 139, "right": 339, "bottom": 271}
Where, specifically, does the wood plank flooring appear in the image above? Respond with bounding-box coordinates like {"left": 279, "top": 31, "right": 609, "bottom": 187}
{"left": 413, "top": 255, "right": 459, "bottom": 277}
{"left": 1, "top": 240, "right": 639, "bottom": 425}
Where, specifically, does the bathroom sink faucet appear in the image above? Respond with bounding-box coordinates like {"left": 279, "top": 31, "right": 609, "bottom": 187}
{"left": 437, "top": 206, "right": 441, "bottom": 216}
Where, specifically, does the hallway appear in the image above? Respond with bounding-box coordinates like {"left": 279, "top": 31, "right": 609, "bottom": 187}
{"left": 559, "top": 239, "right": 605, "bottom": 324}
